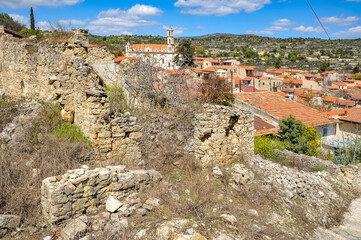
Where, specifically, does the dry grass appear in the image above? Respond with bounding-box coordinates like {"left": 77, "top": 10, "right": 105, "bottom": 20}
{"left": 0, "top": 101, "right": 90, "bottom": 224}
{"left": 0, "top": 96, "right": 23, "bottom": 132}
{"left": 45, "top": 32, "right": 74, "bottom": 43}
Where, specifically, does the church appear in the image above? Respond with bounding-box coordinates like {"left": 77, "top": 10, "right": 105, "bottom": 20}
{"left": 125, "top": 27, "right": 177, "bottom": 70}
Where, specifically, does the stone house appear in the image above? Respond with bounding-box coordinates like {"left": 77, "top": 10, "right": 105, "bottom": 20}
{"left": 234, "top": 92, "right": 338, "bottom": 141}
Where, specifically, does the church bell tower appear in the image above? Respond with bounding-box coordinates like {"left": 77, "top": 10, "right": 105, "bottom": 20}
{"left": 167, "top": 26, "right": 174, "bottom": 53}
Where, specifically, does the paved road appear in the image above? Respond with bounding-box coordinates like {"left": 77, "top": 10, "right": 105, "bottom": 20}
{"left": 313, "top": 198, "right": 361, "bottom": 240}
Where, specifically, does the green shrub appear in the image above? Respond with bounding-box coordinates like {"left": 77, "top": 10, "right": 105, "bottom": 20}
{"left": 106, "top": 84, "right": 127, "bottom": 114}
{"left": 52, "top": 122, "right": 90, "bottom": 144}
{"left": 254, "top": 135, "right": 286, "bottom": 159}
{"left": 279, "top": 115, "right": 321, "bottom": 157}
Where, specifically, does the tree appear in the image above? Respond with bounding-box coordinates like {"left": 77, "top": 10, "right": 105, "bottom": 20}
{"left": 353, "top": 63, "right": 360, "bottom": 74}
{"left": 0, "top": 13, "right": 25, "bottom": 32}
{"left": 30, "top": 7, "right": 35, "bottom": 30}
{"left": 319, "top": 61, "right": 331, "bottom": 73}
{"left": 195, "top": 46, "right": 206, "bottom": 56}
{"left": 279, "top": 115, "right": 321, "bottom": 156}
{"left": 275, "top": 57, "right": 282, "bottom": 69}
{"left": 174, "top": 40, "right": 195, "bottom": 68}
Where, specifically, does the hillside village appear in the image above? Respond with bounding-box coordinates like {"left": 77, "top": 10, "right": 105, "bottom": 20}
{"left": 0, "top": 22, "right": 361, "bottom": 240}
{"left": 109, "top": 27, "right": 361, "bottom": 157}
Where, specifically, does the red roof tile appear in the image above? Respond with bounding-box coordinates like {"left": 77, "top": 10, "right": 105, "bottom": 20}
{"left": 234, "top": 92, "right": 336, "bottom": 127}
{"left": 339, "top": 108, "right": 361, "bottom": 124}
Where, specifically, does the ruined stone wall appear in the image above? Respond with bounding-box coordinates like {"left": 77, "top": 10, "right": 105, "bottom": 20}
{"left": 41, "top": 165, "right": 162, "bottom": 223}
{"left": 0, "top": 29, "right": 141, "bottom": 162}
{"left": 190, "top": 104, "right": 254, "bottom": 166}
{"left": 276, "top": 149, "right": 361, "bottom": 186}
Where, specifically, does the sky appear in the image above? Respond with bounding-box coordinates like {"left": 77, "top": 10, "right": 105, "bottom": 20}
{"left": 0, "top": 0, "right": 361, "bottom": 39}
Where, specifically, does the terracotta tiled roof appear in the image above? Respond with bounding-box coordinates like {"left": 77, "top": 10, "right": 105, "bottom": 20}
{"left": 130, "top": 44, "right": 168, "bottom": 51}
{"left": 274, "top": 92, "right": 288, "bottom": 97}
{"left": 283, "top": 79, "right": 302, "bottom": 85}
{"left": 254, "top": 116, "right": 279, "bottom": 136}
{"left": 243, "top": 77, "right": 253, "bottom": 81}
{"left": 204, "top": 58, "right": 219, "bottom": 63}
{"left": 339, "top": 108, "right": 361, "bottom": 124}
{"left": 114, "top": 56, "right": 137, "bottom": 63}
{"left": 333, "top": 82, "right": 347, "bottom": 86}
{"left": 351, "top": 94, "right": 361, "bottom": 100}
{"left": 323, "top": 109, "right": 348, "bottom": 116}
{"left": 89, "top": 44, "right": 105, "bottom": 48}
{"left": 240, "top": 66, "right": 255, "bottom": 71}
{"left": 323, "top": 96, "right": 356, "bottom": 107}
{"left": 241, "top": 86, "right": 260, "bottom": 92}
{"left": 323, "top": 96, "right": 338, "bottom": 102}
{"left": 234, "top": 92, "right": 336, "bottom": 127}
{"left": 188, "top": 67, "right": 202, "bottom": 74}
{"left": 165, "top": 70, "right": 189, "bottom": 75}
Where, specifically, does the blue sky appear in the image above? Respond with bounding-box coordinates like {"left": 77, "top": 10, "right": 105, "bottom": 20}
{"left": 1, "top": 0, "right": 361, "bottom": 39}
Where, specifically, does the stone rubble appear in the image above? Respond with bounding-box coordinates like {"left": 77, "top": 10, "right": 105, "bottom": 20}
{"left": 41, "top": 165, "right": 162, "bottom": 224}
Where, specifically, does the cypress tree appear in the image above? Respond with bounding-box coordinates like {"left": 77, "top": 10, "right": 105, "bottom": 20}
{"left": 30, "top": 7, "right": 35, "bottom": 30}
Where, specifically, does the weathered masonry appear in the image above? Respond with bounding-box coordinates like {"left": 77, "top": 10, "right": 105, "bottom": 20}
{"left": 41, "top": 165, "right": 162, "bottom": 223}
{"left": 0, "top": 29, "right": 141, "bottom": 162}
{"left": 190, "top": 104, "right": 254, "bottom": 166}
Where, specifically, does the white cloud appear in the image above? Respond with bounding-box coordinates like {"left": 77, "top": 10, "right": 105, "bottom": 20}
{"left": 174, "top": 0, "right": 271, "bottom": 16}
{"left": 332, "top": 26, "right": 361, "bottom": 38}
{"left": 293, "top": 25, "right": 324, "bottom": 33}
{"left": 246, "top": 26, "right": 288, "bottom": 35}
{"left": 89, "top": 4, "right": 163, "bottom": 35}
{"left": 0, "top": 0, "right": 84, "bottom": 9}
{"left": 57, "top": 19, "right": 89, "bottom": 26}
{"left": 196, "top": 26, "right": 207, "bottom": 30}
{"left": 37, "top": 21, "right": 52, "bottom": 31}
{"left": 162, "top": 25, "right": 187, "bottom": 35}
{"left": 320, "top": 16, "right": 360, "bottom": 26}
{"left": 272, "top": 18, "right": 296, "bottom": 26}
{"left": 9, "top": 13, "right": 29, "bottom": 26}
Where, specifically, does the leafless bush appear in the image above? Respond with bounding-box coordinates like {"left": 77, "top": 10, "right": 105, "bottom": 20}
{"left": 201, "top": 76, "right": 235, "bottom": 106}
{"left": 121, "top": 58, "right": 199, "bottom": 110}
{"left": 0, "top": 103, "right": 89, "bottom": 223}
{"left": 0, "top": 96, "right": 24, "bottom": 132}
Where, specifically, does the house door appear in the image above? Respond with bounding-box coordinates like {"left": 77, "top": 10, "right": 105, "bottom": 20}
{"left": 323, "top": 128, "right": 328, "bottom": 139}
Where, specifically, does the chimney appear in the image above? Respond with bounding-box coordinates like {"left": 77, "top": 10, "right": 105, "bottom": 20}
{"left": 344, "top": 110, "right": 348, "bottom": 116}
{"left": 0, "top": 25, "right": 5, "bottom": 33}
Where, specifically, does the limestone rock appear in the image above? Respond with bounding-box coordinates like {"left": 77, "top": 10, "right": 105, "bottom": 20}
{"left": 0, "top": 215, "right": 21, "bottom": 229}
{"left": 221, "top": 214, "right": 238, "bottom": 225}
{"left": 212, "top": 166, "right": 223, "bottom": 178}
{"left": 143, "top": 198, "right": 160, "bottom": 211}
{"left": 228, "top": 164, "right": 254, "bottom": 190}
{"left": 247, "top": 209, "right": 259, "bottom": 218}
{"left": 105, "top": 196, "right": 122, "bottom": 213}
{"left": 59, "top": 217, "right": 88, "bottom": 240}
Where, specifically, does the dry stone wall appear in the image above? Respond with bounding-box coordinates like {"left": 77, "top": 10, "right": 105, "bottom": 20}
{"left": 0, "top": 29, "right": 141, "bottom": 162}
{"left": 41, "top": 165, "right": 162, "bottom": 223}
{"left": 190, "top": 104, "right": 254, "bottom": 166}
